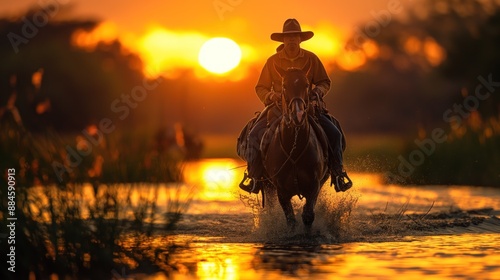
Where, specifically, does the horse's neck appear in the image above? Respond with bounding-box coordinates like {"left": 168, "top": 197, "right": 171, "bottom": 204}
{"left": 279, "top": 120, "right": 310, "bottom": 151}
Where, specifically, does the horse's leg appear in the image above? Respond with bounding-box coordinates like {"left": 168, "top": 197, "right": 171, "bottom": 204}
{"left": 262, "top": 182, "right": 278, "bottom": 208}
{"left": 278, "top": 192, "right": 296, "bottom": 231}
{"left": 302, "top": 187, "right": 319, "bottom": 234}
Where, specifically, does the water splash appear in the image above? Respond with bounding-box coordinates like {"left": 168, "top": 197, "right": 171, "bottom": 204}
{"left": 238, "top": 186, "right": 361, "bottom": 243}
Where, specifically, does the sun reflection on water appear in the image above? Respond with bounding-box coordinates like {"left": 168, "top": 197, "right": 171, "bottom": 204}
{"left": 26, "top": 158, "right": 500, "bottom": 221}
{"left": 183, "top": 158, "right": 245, "bottom": 202}
{"left": 140, "top": 234, "right": 500, "bottom": 280}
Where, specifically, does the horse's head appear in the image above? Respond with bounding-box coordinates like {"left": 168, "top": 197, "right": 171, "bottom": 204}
{"left": 274, "top": 60, "right": 311, "bottom": 126}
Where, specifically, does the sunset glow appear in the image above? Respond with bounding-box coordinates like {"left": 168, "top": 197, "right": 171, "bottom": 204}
{"left": 72, "top": 21, "right": 119, "bottom": 51}
{"left": 301, "top": 23, "right": 345, "bottom": 64}
{"left": 71, "top": 20, "right": 357, "bottom": 78}
{"left": 15, "top": 0, "right": 424, "bottom": 78}
{"left": 138, "top": 28, "right": 207, "bottom": 77}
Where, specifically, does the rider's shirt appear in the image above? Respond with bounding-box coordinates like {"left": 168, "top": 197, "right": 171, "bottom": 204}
{"left": 255, "top": 48, "right": 331, "bottom": 106}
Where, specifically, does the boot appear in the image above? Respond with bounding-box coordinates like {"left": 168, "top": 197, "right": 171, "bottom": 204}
{"left": 239, "top": 170, "right": 261, "bottom": 194}
{"left": 239, "top": 157, "right": 265, "bottom": 194}
{"left": 331, "top": 166, "right": 352, "bottom": 192}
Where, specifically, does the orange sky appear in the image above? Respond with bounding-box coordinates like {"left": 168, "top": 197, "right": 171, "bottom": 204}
{"left": 3, "top": 0, "right": 416, "bottom": 77}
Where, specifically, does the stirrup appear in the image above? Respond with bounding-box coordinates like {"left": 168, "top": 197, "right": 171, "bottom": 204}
{"left": 239, "top": 172, "right": 260, "bottom": 194}
{"left": 333, "top": 171, "right": 352, "bottom": 192}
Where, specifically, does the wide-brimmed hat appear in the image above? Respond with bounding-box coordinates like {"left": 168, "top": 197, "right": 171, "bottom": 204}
{"left": 271, "top": 18, "right": 314, "bottom": 42}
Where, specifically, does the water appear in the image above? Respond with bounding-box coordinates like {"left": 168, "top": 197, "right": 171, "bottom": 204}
{"left": 29, "top": 158, "right": 500, "bottom": 279}
{"left": 147, "top": 234, "right": 500, "bottom": 280}
{"left": 134, "top": 158, "right": 500, "bottom": 280}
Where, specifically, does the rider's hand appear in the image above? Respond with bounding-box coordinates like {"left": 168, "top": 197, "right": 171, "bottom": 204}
{"left": 312, "top": 87, "right": 323, "bottom": 98}
{"left": 310, "top": 87, "right": 323, "bottom": 101}
{"left": 268, "top": 92, "right": 281, "bottom": 103}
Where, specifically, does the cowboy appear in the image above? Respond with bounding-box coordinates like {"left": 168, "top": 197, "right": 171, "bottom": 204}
{"left": 239, "top": 18, "right": 352, "bottom": 194}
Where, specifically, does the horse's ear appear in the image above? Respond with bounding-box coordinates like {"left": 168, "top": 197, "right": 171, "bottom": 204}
{"left": 273, "top": 63, "right": 286, "bottom": 78}
{"left": 302, "top": 59, "right": 312, "bottom": 77}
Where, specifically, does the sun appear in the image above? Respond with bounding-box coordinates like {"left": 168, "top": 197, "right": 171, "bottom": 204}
{"left": 198, "top": 37, "right": 242, "bottom": 74}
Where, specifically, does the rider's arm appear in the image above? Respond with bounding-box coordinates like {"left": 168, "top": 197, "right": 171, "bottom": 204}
{"left": 313, "top": 81, "right": 330, "bottom": 97}
{"left": 310, "top": 54, "right": 331, "bottom": 97}
{"left": 255, "top": 59, "right": 274, "bottom": 105}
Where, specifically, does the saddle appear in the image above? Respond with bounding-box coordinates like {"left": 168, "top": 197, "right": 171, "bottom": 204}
{"left": 237, "top": 105, "right": 344, "bottom": 164}
{"left": 236, "top": 112, "right": 259, "bottom": 162}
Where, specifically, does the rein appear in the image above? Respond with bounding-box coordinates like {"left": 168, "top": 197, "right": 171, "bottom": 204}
{"left": 266, "top": 64, "right": 315, "bottom": 183}
{"left": 266, "top": 126, "right": 299, "bottom": 180}
{"left": 281, "top": 94, "right": 309, "bottom": 127}
{"left": 266, "top": 114, "right": 311, "bottom": 180}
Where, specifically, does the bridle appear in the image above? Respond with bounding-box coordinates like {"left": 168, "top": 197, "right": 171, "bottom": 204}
{"left": 267, "top": 65, "right": 314, "bottom": 181}
{"left": 280, "top": 75, "right": 311, "bottom": 127}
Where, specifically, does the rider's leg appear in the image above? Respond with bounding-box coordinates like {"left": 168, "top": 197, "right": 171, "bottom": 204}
{"left": 240, "top": 107, "right": 270, "bottom": 193}
{"left": 316, "top": 113, "right": 352, "bottom": 192}
{"left": 317, "top": 113, "right": 343, "bottom": 167}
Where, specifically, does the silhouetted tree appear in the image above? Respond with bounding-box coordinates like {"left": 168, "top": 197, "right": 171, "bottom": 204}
{"left": 0, "top": 7, "right": 145, "bottom": 132}
{"left": 333, "top": 0, "right": 500, "bottom": 134}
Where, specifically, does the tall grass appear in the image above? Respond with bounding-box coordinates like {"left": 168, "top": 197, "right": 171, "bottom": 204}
{"left": 398, "top": 112, "right": 500, "bottom": 186}
{"left": 0, "top": 118, "right": 190, "bottom": 279}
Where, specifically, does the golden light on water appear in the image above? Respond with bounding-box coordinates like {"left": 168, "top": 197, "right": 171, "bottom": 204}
{"left": 26, "top": 165, "right": 500, "bottom": 221}
{"left": 20, "top": 157, "right": 500, "bottom": 280}
{"left": 130, "top": 233, "right": 500, "bottom": 280}
{"left": 183, "top": 158, "right": 243, "bottom": 201}
{"left": 198, "top": 257, "right": 238, "bottom": 280}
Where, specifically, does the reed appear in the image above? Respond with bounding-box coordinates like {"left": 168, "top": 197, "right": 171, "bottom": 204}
{"left": 0, "top": 118, "right": 190, "bottom": 279}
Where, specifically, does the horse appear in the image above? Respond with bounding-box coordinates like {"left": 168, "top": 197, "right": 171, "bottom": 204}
{"left": 261, "top": 61, "right": 330, "bottom": 233}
